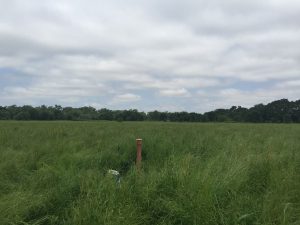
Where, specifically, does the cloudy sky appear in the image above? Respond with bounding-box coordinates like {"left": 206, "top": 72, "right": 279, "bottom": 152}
{"left": 0, "top": 0, "right": 300, "bottom": 112}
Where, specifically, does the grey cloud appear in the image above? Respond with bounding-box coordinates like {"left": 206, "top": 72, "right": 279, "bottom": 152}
{"left": 0, "top": 0, "right": 299, "bottom": 111}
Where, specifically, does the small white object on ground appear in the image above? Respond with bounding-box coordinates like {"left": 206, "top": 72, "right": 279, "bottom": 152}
{"left": 108, "top": 169, "right": 121, "bottom": 185}
{"left": 108, "top": 169, "right": 120, "bottom": 176}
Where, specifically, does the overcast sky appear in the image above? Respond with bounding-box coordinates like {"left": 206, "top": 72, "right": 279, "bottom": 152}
{"left": 0, "top": 0, "right": 300, "bottom": 112}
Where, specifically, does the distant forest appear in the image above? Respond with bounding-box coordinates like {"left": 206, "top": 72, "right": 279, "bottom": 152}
{"left": 0, "top": 99, "right": 300, "bottom": 123}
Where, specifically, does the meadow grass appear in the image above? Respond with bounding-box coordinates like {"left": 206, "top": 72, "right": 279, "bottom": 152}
{"left": 0, "top": 121, "right": 299, "bottom": 225}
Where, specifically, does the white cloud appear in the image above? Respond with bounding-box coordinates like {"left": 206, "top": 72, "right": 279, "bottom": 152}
{"left": 111, "top": 93, "right": 141, "bottom": 104}
{"left": 159, "top": 88, "right": 191, "bottom": 97}
{"left": 276, "top": 80, "right": 300, "bottom": 88}
{"left": 0, "top": 0, "right": 300, "bottom": 111}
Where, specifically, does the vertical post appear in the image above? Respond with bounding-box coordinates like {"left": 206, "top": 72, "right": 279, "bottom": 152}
{"left": 136, "top": 138, "right": 142, "bottom": 170}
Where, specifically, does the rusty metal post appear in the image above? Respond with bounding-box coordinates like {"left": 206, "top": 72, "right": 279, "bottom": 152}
{"left": 136, "top": 138, "right": 142, "bottom": 170}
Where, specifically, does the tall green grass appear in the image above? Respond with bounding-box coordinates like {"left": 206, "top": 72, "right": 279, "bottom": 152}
{"left": 0, "top": 121, "right": 299, "bottom": 225}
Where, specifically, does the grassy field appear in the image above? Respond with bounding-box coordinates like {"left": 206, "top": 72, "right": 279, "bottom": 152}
{"left": 0, "top": 121, "right": 299, "bottom": 225}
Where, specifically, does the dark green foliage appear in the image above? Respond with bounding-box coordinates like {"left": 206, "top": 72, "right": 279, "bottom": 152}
{"left": 1, "top": 98, "right": 300, "bottom": 122}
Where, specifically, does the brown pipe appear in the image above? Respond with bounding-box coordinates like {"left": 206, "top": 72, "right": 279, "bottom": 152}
{"left": 136, "top": 138, "right": 142, "bottom": 170}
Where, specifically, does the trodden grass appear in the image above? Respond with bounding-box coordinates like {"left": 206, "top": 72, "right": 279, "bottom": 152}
{"left": 0, "top": 121, "right": 299, "bottom": 225}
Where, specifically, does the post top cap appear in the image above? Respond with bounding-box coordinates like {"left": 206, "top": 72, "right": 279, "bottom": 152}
{"left": 136, "top": 138, "right": 142, "bottom": 141}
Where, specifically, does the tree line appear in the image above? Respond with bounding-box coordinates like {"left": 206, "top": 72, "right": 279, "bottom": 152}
{"left": 0, "top": 99, "right": 299, "bottom": 123}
